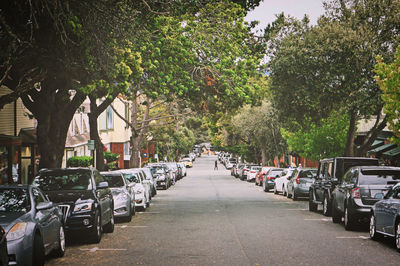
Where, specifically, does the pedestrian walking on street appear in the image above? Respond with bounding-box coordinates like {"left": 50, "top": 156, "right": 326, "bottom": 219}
{"left": 214, "top": 160, "right": 218, "bottom": 170}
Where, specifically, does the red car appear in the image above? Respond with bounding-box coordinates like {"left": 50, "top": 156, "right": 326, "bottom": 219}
{"left": 255, "top": 167, "right": 275, "bottom": 186}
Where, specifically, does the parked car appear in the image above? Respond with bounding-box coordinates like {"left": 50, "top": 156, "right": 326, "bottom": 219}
{"left": 331, "top": 166, "right": 400, "bottom": 230}
{"left": 101, "top": 172, "right": 135, "bottom": 222}
{"left": 181, "top": 158, "right": 193, "bottom": 168}
{"left": 116, "top": 169, "right": 150, "bottom": 211}
{"left": 141, "top": 167, "right": 158, "bottom": 197}
{"left": 234, "top": 164, "right": 245, "bottom": 178}
{"left": 226, "top": 158, "right": 237, "bottom": 170}
{"left": 148, "top": 164, "right": 171, "bottom": 189}
{"left": 274, "top": 168, "right": 295, "bottom": 196}
{"left": 177, "top": 162, "right": 187, "bottom": 178}
{"left": 247, "top": 166, "right": 261, "bottom": 182}
{"left": 309, "top": 157, "right": 379, "bottom": 216}
{"left": 33, "top": 168, "right": 115, "bottom": 243}
{"left": 255, "top": 167, "right": 274, "bottom": 186}
{"left": 0, "top": 225, "right": 7, "bottom": 266}
{"left": 239, "top": 164, "right": 257, "bottom": 181}
{"left": 262, "top": 168, "right": 284, "bottom": 192}
{"left": 0, "top": 185, "right": 65, "bottom": 265}
{"left": 287, "top": 168, "right": 317, "bottom": 200}
{"left": 370, "top": 182, "right": 400, "bottom": 250}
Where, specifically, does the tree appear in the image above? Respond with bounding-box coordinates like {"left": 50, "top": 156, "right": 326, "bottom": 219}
{"left": 375, "top": 46, "right": 400, "bottom": 146}
{"left": 266, "top": 0, "right": 400, "bottom": 157}
{"left": 281, "top": 110, "right": 349, "bottom": 161}
{"left": 228, "top": 101, "right": 286, "bottom": 164}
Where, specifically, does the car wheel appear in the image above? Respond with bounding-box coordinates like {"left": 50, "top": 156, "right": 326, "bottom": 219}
{"left": 332, "top": 199, "right": 341, "bottom": 223}
{"left": 369, "top": 214, "right": 381, "bottom": 240}
{"left": 125, "top": 204, "right": 132, "bottom": 222}
{"left": 104, "top": 210, "right": 115, "bottom": 233}
{"left": 263, "top": 181, "right": 269, "bottom": 192}
{"left": 53, "top": 226, "right": 65, "bottom": 257}
{"left": 33, "top": 233, "right": 45, "bottom": 266}
{"left": 395, "top": 222, "right": 400, "bottom": 251}
{"left": 308, "top": 191, "right": 317, "bottom": 212}
{"left": 322, "top": 194, "right": 331, "bottom": 217}
{"left": 90, "top": 211, "right": 102, "bottom": 243}
{"left": 344, "top": 206, "right": 355, "bottom": 231}
{"left": 273, "top": 184, "right": 278, "bottom": 194}
{"left": 131, "top": 202, "right": 136, "bottom": 216}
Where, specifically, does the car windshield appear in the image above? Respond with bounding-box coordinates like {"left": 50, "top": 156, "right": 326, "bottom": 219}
{"left": 359, "top": 170, "right": 400, "bottom": 185}
{"left": 102, "top": 175, "right": 124, "bottom": 188}
{"left": 34, "top": 171, "right": 92, "bottom": 191}
{"left": 123, "top": 173, "right": 140, "bottom": 183}
{"left": 0, "top": 188, "right": 31, "bottom": 212}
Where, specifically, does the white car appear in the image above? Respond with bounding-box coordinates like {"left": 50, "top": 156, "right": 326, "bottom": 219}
{"left": 274, "top": 169, "right": 295, "bottom": 196}
{"left": 119, "top": 169, "right": 151, "bottom": 211}
{"left": 247, "top": 166, "right": 262, "bottom": 182}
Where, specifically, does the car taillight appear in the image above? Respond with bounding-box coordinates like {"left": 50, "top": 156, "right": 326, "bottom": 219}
{"left": 352, "top": 188, "right": 360, "bottom": 198}
{"left": 250, "top": 171, "right": 255, "bottom": 173}
{"left": 267, "top": 176, "right": 274, "bottom": 180}
{"left": 296, "top": 176, "right": 300, "bottom": 184}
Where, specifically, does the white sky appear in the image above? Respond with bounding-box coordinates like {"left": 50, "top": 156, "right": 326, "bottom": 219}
{"left": 245, "top": 0, "right": 326, "bottom": 32}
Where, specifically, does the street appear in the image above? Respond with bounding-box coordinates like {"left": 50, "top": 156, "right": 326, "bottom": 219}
{"left": 47, "top": 156, "right": 399, "bottom": 265}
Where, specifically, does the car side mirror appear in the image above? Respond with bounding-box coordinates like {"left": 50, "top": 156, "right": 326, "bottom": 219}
{"left": 36, "top": 201, "right": 54, "bottom": 211}
{"left": 374, "top": 193, "right": 384, "bottom": 199}
{"left": 97, "top": 181, "right": 109, "bottom": 189}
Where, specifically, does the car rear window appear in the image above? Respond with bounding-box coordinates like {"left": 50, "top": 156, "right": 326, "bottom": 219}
{"left": 299, "top": 170, "right": 317, "bottom": 178}
{"left": 268, "top": 169, "right": 283, "bottom": 176}
{"left": 359, "top": 170, "right": 400, "bottom": 185}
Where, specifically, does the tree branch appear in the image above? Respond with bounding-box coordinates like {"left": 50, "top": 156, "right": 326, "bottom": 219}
{"left": 110, "top": 104, "right": 138, "bottom": 136}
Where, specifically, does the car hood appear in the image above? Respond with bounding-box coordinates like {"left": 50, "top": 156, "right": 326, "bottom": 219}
{"left": 44, "top": 190, "right": 94, "bottom": 203}
{"left": 0, "top": 212, "right": 28, "bottom": 228}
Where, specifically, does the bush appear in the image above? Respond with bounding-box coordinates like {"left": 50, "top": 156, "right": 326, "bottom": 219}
{"left": 67, "top": 156, "right": 93, "bottom": 167}
{"left": 104, "top": 151, "right": 120, "bottom": 163}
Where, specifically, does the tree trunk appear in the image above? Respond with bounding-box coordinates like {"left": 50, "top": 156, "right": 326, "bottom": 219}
{"left": 261, "top": 148, "right": 267, "bottom": 165}
{"left": 345, "top": 110, "right": 358, "bottom": 157}
{"left": 130, "top": 96, "right": 140, "bottom": 167}
{"left": 22, "top": 86, "right": 85, "bottom": 169}
{"left": 89, "top": 97, "right": 105, "bottom": 171}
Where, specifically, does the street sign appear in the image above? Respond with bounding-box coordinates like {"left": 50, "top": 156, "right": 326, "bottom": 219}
{"left": 88, "top": 140, "right": 95, "bottom": 150}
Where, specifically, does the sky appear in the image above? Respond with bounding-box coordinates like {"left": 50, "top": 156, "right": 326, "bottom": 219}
{"left": 245, "top": 0, "right": 326, "bottom": 32}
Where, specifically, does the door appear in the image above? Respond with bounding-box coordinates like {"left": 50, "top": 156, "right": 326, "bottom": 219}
{"left": 32, "top": 188, "right": 56, "bottom": 252}
{"left": 382, "top": 187, "right": 400, "bottom": 234}
{"left": 94, "top": 171, "right": 113, "bottom": 225}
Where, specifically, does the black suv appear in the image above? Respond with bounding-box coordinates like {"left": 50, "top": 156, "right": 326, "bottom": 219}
{"left": 33, "top": 168, "right": 114, "bottom": 243}
{"left": 331, "top": 166, "right": 400, "bottom": 230}
{"left": 309, "top": 157, "right": 379, "bottom": 216}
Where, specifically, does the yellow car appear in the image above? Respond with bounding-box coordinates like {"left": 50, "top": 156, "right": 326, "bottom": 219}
{"left": 181, "top": 158, "right": 193, "bottom": 168}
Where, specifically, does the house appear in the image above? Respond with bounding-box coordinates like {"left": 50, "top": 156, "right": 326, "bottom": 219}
{"left": 0, "top": 86, "right": 38, "bottom": 184}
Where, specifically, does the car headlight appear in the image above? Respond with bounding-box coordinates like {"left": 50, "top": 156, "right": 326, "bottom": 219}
{"left": 7, "top": 222, "right": 27, "bottom": 241}
{"left": 73, "top": 202, "right": 92, "bottom": 213}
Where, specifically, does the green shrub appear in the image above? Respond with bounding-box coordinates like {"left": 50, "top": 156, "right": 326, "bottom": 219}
{"left": 67, "top": 156, "right": 93, "bottom": 167}
{"left": 104, "top": 151, "right": 120, "bottom": 163}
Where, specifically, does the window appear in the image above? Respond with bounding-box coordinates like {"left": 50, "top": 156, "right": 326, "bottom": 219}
{"left": 124, "top": 142, "right": 131, "bottom": 155}
{"left": 99, "top": 106, "right": 114, "bottom": 130}
{"left": 93, "top": 171, "right": 105, "bottom": 186}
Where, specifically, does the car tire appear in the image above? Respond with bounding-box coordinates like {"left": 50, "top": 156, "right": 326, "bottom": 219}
{"left": 344, "top": 206, "right": 355, "bottom": 231}
{"left": 322, "top": 194, "right": 331, "bottom": 217}
{"left": 395, "top": 222, "right": 400, "bottom": 251}
{"left": 332, "top": 200, "right": 341, "bottom": 223}
{"left": 263, "top": 181, "right": 269, "bottom": 192}
{"left": 103, "top": 210, "right": 115, "bottom": 233}
{"left": 53, "top": 226, "right": 66, "bottom": 257}
{"left": 369, "top": 213, "right": 381, "bottom": 240}
{"left": 309, "top": 190, "right": 317, "bottom": 212}
{"left": 33, "top": 233, "right": 45, "bottom": 266}
{"left": 89, "top": 211, "right": 102, "bottom": 243}
{"left": 125, "top": 204, "right": 132, "bottom": 222}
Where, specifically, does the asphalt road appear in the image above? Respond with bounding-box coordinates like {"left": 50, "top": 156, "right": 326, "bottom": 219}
{"left": 47, "top": 155, "right": 399, "bottom": 265}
